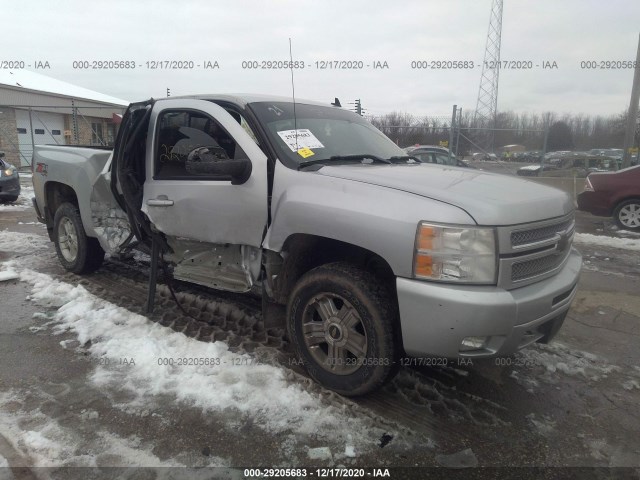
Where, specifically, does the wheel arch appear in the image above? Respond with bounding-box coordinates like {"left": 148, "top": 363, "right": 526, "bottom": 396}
{"left": 268, "top": 233, "right": 396, "bottom": 305}
{"left": 613, "top": 195, "right": 640, "bottom": 208}
{"left": 44, "top": 181, "right": 79, "bottom": 228}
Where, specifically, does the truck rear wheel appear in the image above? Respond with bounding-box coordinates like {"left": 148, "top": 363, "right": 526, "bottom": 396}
{"left": 53, "top": 202, "right": 104, "bottom": 274}
{"left": 287, "top": 262, "right": 399, "bottom": 396}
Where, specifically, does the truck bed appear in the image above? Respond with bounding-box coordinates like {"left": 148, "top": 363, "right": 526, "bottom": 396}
{"left": 31, "top": 145, "right": 129, "bottom": 254}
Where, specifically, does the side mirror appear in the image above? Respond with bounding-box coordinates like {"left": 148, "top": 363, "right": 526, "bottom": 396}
{"left": 185, "top": 146, "right": 252, "bottom": 185}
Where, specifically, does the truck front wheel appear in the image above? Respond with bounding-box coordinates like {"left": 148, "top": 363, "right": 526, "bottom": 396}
{"left": 53, "top": 202, "right": 105, "bottom": 274}
{"left": 287, "top": 262, "right": 399, "bottom": 396}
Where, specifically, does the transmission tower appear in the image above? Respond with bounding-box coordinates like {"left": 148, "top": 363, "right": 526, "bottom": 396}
{"left": 474, "top": 0, "right": 504, "bottom": 152}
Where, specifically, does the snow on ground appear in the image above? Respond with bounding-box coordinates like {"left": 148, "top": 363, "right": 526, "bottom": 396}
{"left": 0, "top": 182, "right": 33, "bottom": 211}
{"left": 508, "top": 370, "right": 539, "bottom": 394}
{"left": 513, "top": 341, "right": 633, "bottom": 385}
{"left": 605, "top": 224, "right": 640, "bottom": 238}
{"left": 574, "top": 233, "right": 640, "bottom": 251}
{"left": 0, "top": 202, "right": 24, "bottom": 212}
{"left": 0, "top": 391, "right": 229, "bottom": 471}
{"left": 525, "top": 413, "right": 556, "bottom": 437}
{"left": 0, "top": 261, "right": 387, "bottom": 457}
{"left": 0, "top": 269, "right": 19, "bottom": 282}
{"left": 0, "top": 230, "right": 48, "bottom": 254}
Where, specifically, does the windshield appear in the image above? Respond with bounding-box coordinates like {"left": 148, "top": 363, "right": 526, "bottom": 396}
{"left": 249, "top": 101, "right": 406, "bottom": 167}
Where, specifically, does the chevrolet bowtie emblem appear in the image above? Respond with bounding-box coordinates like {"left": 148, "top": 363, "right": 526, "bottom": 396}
{"left": 557, "top": 231, "right": 570, "bottom": 251}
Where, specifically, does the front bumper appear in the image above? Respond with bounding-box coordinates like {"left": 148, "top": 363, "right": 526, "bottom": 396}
{"left": 397, "top": 248, "right": 582, "bottom": 358}
{"left": 0, "top": 175, "right": 20, "bottom": 198}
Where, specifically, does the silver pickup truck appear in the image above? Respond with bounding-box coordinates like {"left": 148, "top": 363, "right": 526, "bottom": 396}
{"left": 31, "top": 95, "right": 581, "bottom": 395}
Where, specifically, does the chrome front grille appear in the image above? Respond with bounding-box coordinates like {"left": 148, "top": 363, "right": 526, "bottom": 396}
{"left": 511, "top": 252, "right": 568, "bottom": 282}
{"left": 497, "top": 212, "right": 575, "bottom": 289}
{"left": 511, "top": 218, "right": 574, "bottom": 248}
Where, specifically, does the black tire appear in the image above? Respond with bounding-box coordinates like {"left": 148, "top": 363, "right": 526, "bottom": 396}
{"left": 53, "top": 202, "right": 105, "bottom": 274}
{"left": 0, "top": 195, "right": 19, "bottom": 203}
{"left": 613, "top": 198, "right": 640, "bottom": 231}
{"left": 287, "top": 262, "right": 399, "bottom": 396}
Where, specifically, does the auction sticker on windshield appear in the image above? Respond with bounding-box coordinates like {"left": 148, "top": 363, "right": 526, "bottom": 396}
{"left": 297, "top": 147, "right": 315, "bottom": 158}
{"left": 277, "top": 129, "right": 325, "bottom": 151}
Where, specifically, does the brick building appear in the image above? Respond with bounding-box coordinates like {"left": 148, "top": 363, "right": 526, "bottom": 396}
{"left": 0, "top": 70, "right": 128, "bottom": 168}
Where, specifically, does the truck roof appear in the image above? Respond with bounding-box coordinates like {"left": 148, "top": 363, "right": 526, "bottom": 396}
{"left": 153, "top": 94, "right": 334, "bottom": 108}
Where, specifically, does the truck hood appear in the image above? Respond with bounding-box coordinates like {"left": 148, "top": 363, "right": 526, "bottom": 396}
{"left": 317, "top": 164, "right": 574, "bottom": 225}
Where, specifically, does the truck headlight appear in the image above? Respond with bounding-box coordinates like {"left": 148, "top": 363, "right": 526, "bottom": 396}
{"left": 2, "top": 169, "right": 13, "bottom": 177}
{"left": 413, "top": 222, "right": 497, "bottom": 284}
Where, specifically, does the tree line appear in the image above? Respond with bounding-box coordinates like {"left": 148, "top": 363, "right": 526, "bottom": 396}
{"left": 368, "top": 109, "right": 635, "bottom": 154}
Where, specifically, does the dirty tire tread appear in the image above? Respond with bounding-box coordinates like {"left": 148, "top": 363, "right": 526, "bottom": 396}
{"left": 287, "top": 261, "right": 400, "bottom": 397}
{"left": 53, "top": 202, "right": 105, "bottom": 274}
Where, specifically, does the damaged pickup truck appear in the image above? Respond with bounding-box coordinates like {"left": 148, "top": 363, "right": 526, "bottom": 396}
{"left": 31, "top": 95, "right": 581, "bottom": 395}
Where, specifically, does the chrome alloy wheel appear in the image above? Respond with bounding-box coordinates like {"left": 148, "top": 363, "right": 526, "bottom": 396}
{"left": 58, "top": 217, "right": 79, "bottom": 262}
{"left": 618, "top": 203, "right": 640, "bottom": 228}
{"left": 301, "top": 293, "right": 368, "bottom": 375}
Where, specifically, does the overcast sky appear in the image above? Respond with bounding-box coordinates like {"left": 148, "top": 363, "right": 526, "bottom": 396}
{"left": 3, "top": 0, "right": 639, "bottom": 117}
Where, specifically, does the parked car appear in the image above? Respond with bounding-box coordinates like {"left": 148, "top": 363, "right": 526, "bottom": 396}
{"left": 31, "top": 94, "right": 581, "bottom": 396}
{"left": 403, "top": 145, "right": 419, "bottom": 153}
{"left": 0, "top": 153, "right": 20, "bottom": 203}
{"left": 544, "top": 151, "right": 572, "bottom": 159}
{"left": 523, "top": 151, "right": 542, "bottom": 163}
{"left": 577, "top": 165, "right": 640, "bottom": 231}
{"left": 517, "top": 154, "right": 617, "bottom": 177}
{"left": 410, "top": 147, "right": 473, "bottom": 168}
{"left": 403, "top": 144, "right": 450, "bottom": 155}
{"left": 471, "top": 152, "right": 498, "bottom": 161}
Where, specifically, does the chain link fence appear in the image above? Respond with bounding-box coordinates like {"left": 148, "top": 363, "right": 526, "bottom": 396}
{"left": 368, "top": 111, "right": 547, "bottom": 163}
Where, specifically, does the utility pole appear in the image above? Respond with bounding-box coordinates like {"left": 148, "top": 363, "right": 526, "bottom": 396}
{"left": 540, "top": 114, "right": 551, "bottom": 167}
{"left": 621, "top": 33, "right": 640, "bottom": 169}
{"left": 28, "top": 107, "right": 35, "bottom": 165}
{"left": 71, "top": 98, "right": 79, "bottom": 145}
{"left": 455, "top": 107, "right": 462, "bottom": 156}
{"left": 449, "top": 104, "right": 457, "bottom": 162}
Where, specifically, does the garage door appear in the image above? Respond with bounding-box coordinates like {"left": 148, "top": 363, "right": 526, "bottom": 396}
{"left": 15, "top": 109, "right": 65, "bottom": 167}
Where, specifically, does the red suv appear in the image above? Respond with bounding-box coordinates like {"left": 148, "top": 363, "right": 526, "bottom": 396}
{"left": 577, "top": 165, "right": 640, "bottom": 231}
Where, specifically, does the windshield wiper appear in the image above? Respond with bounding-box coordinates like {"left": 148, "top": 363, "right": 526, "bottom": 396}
{"left": 329, "top": 154, "right": 392, "bottom": 163}
{"left": 298, "top": 154, "right": 391, "bottom": 170}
